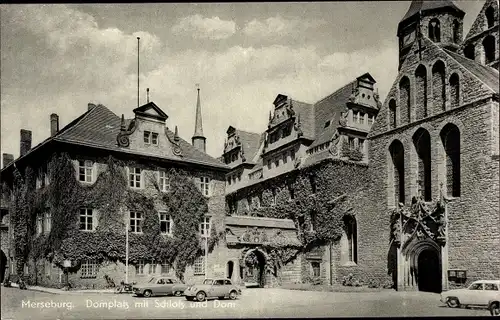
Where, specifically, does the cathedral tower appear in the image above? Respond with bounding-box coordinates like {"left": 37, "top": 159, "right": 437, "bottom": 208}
{"left": 397, "top": 0, "right": 465, "bottom": 69}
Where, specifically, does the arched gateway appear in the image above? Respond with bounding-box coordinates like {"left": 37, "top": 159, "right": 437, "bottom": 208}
{"left": 390, "top": 189, "right": 451, "bottom": 292}
{"left": 241, "top": 248, "right": 267, "bottom": 288}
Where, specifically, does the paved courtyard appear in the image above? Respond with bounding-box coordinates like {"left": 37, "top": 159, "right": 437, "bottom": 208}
{"left": 0, "top": 286, "right": 491, "bottom": 319}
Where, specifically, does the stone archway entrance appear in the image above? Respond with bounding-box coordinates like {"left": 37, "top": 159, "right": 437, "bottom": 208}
{"left": 402, "top": 238, "right": 442, "bottom": 292}
{"left": 243, "top": 249, "right": 267, "bottom": 288}
{"left": 0, "top": 250, "right": 7, "bottom": 283}
{"left": 417, "top": 249, "right": 441, "bottom": 293}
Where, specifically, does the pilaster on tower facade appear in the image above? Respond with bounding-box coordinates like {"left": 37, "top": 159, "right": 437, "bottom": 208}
{"left": 192, "top": 85, "right": 207, "bottom": 153}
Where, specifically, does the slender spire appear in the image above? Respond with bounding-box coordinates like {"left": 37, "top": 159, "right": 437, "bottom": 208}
{"left": 192, "top": 83, "right": 206, "bottom": 152}
{"left": 147, "top": 88, "right": 150, "bottom": 103}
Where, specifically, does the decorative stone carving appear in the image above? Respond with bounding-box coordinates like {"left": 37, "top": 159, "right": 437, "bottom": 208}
{"left": 116, "top": 115, "right": 136, "bottom": 147}
{"left": 339, "top": 112, "right": 348, "bottom": 127}
{"left": 328, "top": 131, "right": 341, "bottom": 157}
{"left": 294, "top": 113, "right": 303, "bottom": 137}
{"left": 165, "top": 126, "right": 182, "bottom": 157}
{"left": 348, "top": 87, "right": 359, "bottom": 103}
{"left": 390, "top": 186, "right": 452, "bottom": 247}
{"left": 240, "top": 227, "right": 268, "bottom": 244}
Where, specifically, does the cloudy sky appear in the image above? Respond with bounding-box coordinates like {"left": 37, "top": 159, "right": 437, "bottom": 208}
{"left": 0, "top": 1, "right": 484, "bottom": 165}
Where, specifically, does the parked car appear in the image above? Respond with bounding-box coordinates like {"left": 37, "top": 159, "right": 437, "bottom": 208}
{"left": 184, "top": 278, "right": 242, "bottom": 302}
{"left": 133, "top": 277, "right": 188, "bottom": 297}
{"left": 489, "top": 298, "right": 500, "bottom": 316}
{"left": 441, "top": 280, "right": 500, "bottom": 310}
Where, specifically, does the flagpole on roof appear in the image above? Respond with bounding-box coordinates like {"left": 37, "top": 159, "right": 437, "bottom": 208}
{"left": 137, "top": 37, "right": 140, "bottom": 108}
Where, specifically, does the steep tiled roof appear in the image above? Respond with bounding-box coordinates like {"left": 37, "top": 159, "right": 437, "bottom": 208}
{"left": 308, "top": 81, "right": 354, "bottom": 150}
{"left": 399, "top": 0, "right": 464, "bottom": 25}
{"left": 444, "top": 49, "right": 499, "bottom": 93}
{"left": 291, "top": 99, "right": 315, "bottom": 140}
{"left": 236, "top": 129, "right": 262, "bottom": 164}
{"left": 54, "top": 104, "right": 227, "bottom": 169}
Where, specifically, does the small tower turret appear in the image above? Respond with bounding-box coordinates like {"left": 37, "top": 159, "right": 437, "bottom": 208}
{"left": 192, "top": 84, "right": 207, "bottom": 153}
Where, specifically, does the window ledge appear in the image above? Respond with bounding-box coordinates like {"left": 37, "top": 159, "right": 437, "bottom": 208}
{"left": 341, "top": 261, "right": 358, "bottom": 267}
{"left": 80, "top": 230, "right": 96, "bottom": 233}
{"left": 79, "top": 181, "right": 95, "bottom": 185}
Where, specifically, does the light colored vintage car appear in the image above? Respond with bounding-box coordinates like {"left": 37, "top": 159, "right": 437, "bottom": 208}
{"left": 184, "top": 278, "right": 242, "bottom": 302}
{"left": 133, "top": 277, "right": 188, "bottom": 297}
{"left": 441, "top": 280, "right": 500, "bottom": 310}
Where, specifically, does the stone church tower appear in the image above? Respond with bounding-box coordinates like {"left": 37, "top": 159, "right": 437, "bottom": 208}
{"left": 363, "top": 0, "right": 499, "bottom": 292}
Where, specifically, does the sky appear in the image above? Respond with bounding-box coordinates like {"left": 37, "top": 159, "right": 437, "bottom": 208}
{"left": 0, "top": 1, "right": 485, "bottom": 165}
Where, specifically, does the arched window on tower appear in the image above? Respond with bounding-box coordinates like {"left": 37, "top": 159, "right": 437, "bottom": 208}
{"left": 413, "top": 129, "right": 432, "bottom": 201}
{"left": 483, "top": 35, "right": 496, "bottom": 64}
{"left": 415, "top": 65, "right": 428, "bottom": 120}
{"left": 429, "top": 19, "right": 441, "bottom": 42}
{"left": 464, "top": 44, "right": 475, "bottom": 60}
{"left": 432, "top": 60, "right": 446, "bottom": 113}
{"left": 449, "top": 73, "right": 460, "bottom": 109}
{"left": 399, "top": 77, "right": 411, "bottom": 124}
{"left": 389, "top": 99, "right": 397, "bottom": 129}
{"left": 389, "top": 140, "right": 405, "bottom": 206}
{"left": 343, "top": 216, "right": 357, "bottom": 264}
{"left": 453, "top": 20, "right": 460, "bottom": 43}
{"left": 440, "top": 124, "right": 460, "bottom": 197}
{"left": 486, "top": 6, "right": 495, "bottom": 29}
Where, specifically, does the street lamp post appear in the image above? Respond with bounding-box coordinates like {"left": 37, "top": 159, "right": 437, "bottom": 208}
{"left": 125, "top": 221, "right": 129, "bottom": 284}
{"left": 204, "top": 234, "right": 208, "bottom": 278}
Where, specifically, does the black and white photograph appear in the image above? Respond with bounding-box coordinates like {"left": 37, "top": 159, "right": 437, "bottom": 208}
{"left": 0, "top": 1, "right": 499, "bottom": 319}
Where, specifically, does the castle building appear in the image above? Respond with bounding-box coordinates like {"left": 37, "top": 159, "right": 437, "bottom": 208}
{"left": 1, "top": 0, "right": 498, "bottom": 291}
{"left": 0, "top": 90, "right": 230, "bottom": 288}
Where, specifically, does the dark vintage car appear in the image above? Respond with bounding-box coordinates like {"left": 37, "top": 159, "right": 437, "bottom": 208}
{"left": 184, "top": 278, "right": 241, "bottom": 302}
{"left": 133, "top": 277, "right": 188, "bottom": 297}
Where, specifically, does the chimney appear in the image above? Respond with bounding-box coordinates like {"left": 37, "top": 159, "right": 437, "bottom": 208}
{"left": 20, "top": 129, "right": 32, "bottom": 157}
{"left": 50, "top": 113, "right": 59, "bottom": 137}
{"left": 88, "top": 103, "right": 96, "bottom": 111}
{"left": 2, "top": 153, "right": 14, "bottom": 168}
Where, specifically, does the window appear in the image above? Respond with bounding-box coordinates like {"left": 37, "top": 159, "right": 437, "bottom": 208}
{"left": 149, "top": 259, "right": 157, "bottom": 274}
{"left": 271, "top": 189, "right": 277, "bottom": 205}
{"left": 283, "top": 152, "right": 288, "bottom": 164}
{"left": 485, "top": 283, "right": 498, "bottom": 291}
{"left": 449, "top": 73, "right": 460, "bottom": 109}
{"left": 151, "top": 132, "right": 158, "bottom": 145}
{"left": 309, "top": 175, "right": 317, "bottom": 194}
{"left": 247, "top": 197, "right": 252, "bottom": 210}
{"left": 36, "top": 215, "right": 43, "bottom": 235}
{"left": 415, "top": 64, "right": 428, "bottom": 120}
{"left": 389, "top": 99, "right": 397, "bottom": 129}
{"left": 469, "top": 283, "right": 483, "bottom": 290}
{"left": 267, "top": 160, "right": 272, "bottom": 170}
{"left": 288, "top": 182, "right": 295, "bottom": 200}
{"left": 129, "top": 167, "right": 142, "bottom": 188}
{"left": 45, "top": 260, "right": 51, "bottom": 277}
{"left": 274, "top": 158, "right": 279, "bottom": 168}
{"left": 311, "top": 262, "right": 320, "bottom": 278}
{"left": 348, "top": 137, "right": 355, "bottom": 150}
{"left": 200, "top": 216, "right": 211, "bottom": 237}
{"left": 483, "top": 35, "right": 496, "bottom": 64}
{"left": 227, "top": 177, "right": 231, "bottom": 185}
{"left": 199, "top": 176, "right": 211, "bottom": 197}
{"left": 310, "top": 211, "right": 317, "bottom": 231}
{"left": 359, "top": 139, "right": 365, "bottom": 155}
{"left": 453, "top": 20, "right": 460, "bottom": 43}
{"left": 136, "top": 259, "right": 146, "bottom": 275}
{"left": 130, "top": 211, "right": 143, "bottom": 233}
{"left": 43, "top": 212, "right": 51, "bottom": 233}
{"left": 256, "top": 194, "right": 262, "bottom": 208}
{"left": 390, "top": 140, "right": 405, "bottom": 205}
{"left": 464, "top": 44, "right": 475, "bottom": 60}
{"left": 81, "top": 259, "right": 99, "bottom": 279}
{"left": 80, "top": 208, "right": 95, "bottom": 231}
{"left": 432, "top": 61, "right": 446, "bottom": 112}
{"left": 159, "top": 171, "right": 170, "bottom": 192}
{"left": 290, "top": 149, "right": 296, "bottom": 161}
{"left": 368, "top": 115, "right": 374, "bottom": 126}
{"left": 194, "top": 256, "right": 205, "bottom": 275}
{"left": 441, "top": 124, "right": 461, "bottom": 197}
{"left": 429, "top": 18, "right": 441, "bottom": 42}
{"left": 159, "top": 212, "right": 173, "bottom": 235}
{"left": 413, "top": 128, "right": 432, "bottom": 201}
{"left": 161, "top": 260, "right": 171, "bottom": 274}
{"left": 399, "top": 77, "right": 411, "bottom": 124}
{"left": 282, "top": 124, "right": 292, "bottom": 137}
{"left": 144, "top": 131, "right": 151, "bottom": 143}
{"left": 345, "top": 216, "right": 358, "bottom": 263}
{"left": 78, "top": 160, "right": 93, "bottom": 183}
{"left": 486, "top": 6, "right": 495, "bottom": 29}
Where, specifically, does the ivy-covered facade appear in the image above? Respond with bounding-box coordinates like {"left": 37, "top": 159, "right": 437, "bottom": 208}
{"left": 0, "top": 99, "right": 230, "bottom": 289}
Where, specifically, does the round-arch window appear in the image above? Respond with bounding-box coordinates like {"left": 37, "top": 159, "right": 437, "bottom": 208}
{"left": 368, "top": 95, "right": 371, "bottom": 100}
{"left": 362, "top": 93, "right": 365, "bottom": 98}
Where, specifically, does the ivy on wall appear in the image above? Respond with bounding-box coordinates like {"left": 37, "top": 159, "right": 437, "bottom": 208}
{"left": 228, "top": 158, "right": 369, "bottom": 250}
{"left": 11, "top": 153, "right": 218, "bottom": 281}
